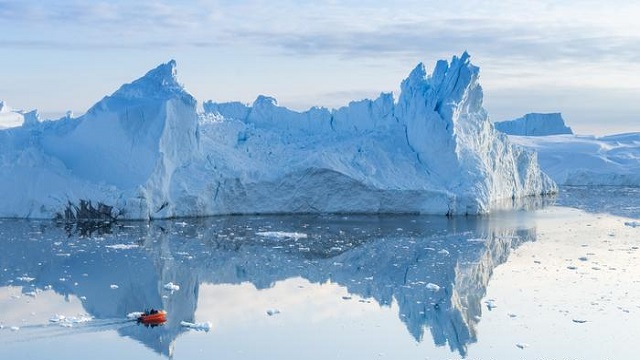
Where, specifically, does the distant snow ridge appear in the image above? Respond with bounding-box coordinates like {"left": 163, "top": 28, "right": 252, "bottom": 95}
{"left": 494, "top": 113, "right": 573, "bottom": 136}
{"left": 0, "top": 53, "right": 556, "bottom": 219}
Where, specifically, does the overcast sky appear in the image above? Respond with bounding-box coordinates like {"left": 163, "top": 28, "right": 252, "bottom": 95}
{"left": 1, "top": 0, "right": 639, "bottom": 134}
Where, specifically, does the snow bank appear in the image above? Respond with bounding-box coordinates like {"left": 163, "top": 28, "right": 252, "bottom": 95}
{"left": 509, "top": 133, "right": 640, "bottom": 186}
{"left": 495, "top": 113, "right": 573, "bottom": 136}
{"left": 0, "top": 54, "right": 556, "bottom": 219}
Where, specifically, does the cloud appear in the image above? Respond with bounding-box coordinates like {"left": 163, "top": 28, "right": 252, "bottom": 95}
{"left": 3, "top": 0, "right": 640, "bottom": 68}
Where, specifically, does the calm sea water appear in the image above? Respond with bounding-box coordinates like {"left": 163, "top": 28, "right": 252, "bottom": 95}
{"left": 0, "top": 186, "right": 638, "bottom": 359}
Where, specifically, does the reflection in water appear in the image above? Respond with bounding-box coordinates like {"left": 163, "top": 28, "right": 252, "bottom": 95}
{"left": 556, "top": 185, "right": 640, "bottom": 219}
{"left": 0, "top": 214, "right": 536, "bottom": 357}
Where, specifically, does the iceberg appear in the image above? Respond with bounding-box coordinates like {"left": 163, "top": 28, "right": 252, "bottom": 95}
{"left": 0, "top": 53, "right": 556, "bottom": 219}
{"left": 508, "top": 132, "right": 640, "bottom": 186}
{"left": 494, "top": 113, "right": 573, "bottom": 136}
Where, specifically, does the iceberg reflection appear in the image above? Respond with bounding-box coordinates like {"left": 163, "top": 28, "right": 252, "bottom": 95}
{"left": 0, "top": 213, "right": 536, "bottom": 357}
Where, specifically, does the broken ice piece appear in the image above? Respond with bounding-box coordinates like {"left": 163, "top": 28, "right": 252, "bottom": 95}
{"left": 181, "top": 321, "right": 212, "bottom": 332}
{"left": 426, "top": 283, "right": 440, "bottom": 291}
{"left": 163, "top": 282, "right": 180, "bottom": 291}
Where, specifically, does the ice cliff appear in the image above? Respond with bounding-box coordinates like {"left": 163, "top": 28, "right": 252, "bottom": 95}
{"left": 494, "top": 113, "right": 573, "bottom": 136}
{"left": 0, "top": 53, "right": 556, "bottom": 219}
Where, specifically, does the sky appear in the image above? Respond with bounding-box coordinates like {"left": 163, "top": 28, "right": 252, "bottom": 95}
{"left": 1, "top": 0, "right": 639, "bottom": 135}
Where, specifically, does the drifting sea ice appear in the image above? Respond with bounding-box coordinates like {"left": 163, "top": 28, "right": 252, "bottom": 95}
{"left": 163, "top": 282, "right": 180, "bottom": 291}
{"left": 180, "top": 321, "right": 212, "bottom": 332}
{"left": 256, "top": 231, "right": 308, "bottom": 240}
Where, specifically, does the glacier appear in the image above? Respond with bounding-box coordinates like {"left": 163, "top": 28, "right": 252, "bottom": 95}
{"left": 0, "top": 53, "right": 556, "bottom": 220}
{"left": 494, "top": 112, "right": 573, "bottom": 136}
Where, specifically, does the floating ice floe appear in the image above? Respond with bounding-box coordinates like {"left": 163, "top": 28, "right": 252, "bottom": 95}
{"left": 624, "top": 221, "right": 640, "bottom": 228}
{"left": 180, "top": 321, "right": 212, "bottom": 332}
{"left": 164, "top": 281, "right": 180, "bottom": 292}
{"left": 426, "top": 283, "right": 441, "bottom": 291}
{"left": 256, "top": 231, "right": 308, "bottom": 240}
{"left": 105, "top": 244, "right": 140, "bottom": 250}
{"left": 163, "top": 282, "right": 180, "bottom": 291}
{"left": 110, "top": 284, "right": 119, "bottom": 289}
{"left": 16, "top": 276, "right": 35, "bottom": 282}
{"left": 485, "top": 299, "right": 497, "bottom": 310}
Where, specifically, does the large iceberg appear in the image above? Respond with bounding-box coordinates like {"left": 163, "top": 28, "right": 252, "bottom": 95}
{"left": 509, "top": 132, "right": 640, "bottom": 186}
{"left": 0, "top": 53, "right": 556, "bottom": 219}
{"left": 494, "top": 113, "right": 573, "bottom": 136}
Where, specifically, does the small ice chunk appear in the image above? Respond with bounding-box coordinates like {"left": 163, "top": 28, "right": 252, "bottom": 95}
{"left": 49, "top": 314, "right": 65, "bottom": 323}
{"left": 266, "top": 309, "right": 280, "bottom": 316}
{"left": 180, "top": 321, "right": 212, "bottom": 332}
{"left": 438, "top": 249, "right": 450, "bottom": 255}
{"left": 10, "top": 326, "right": 19, "bottom": 331}
{"left": 624, "top": 221, "right": 640, "bottom": 228}
{"left": 426, "top": 283, "right": 440, "bottom": 291}
{"left": 105, "top": 244, "right": 139, "bottom": 250}
{"left": 256, "top": 231, "right": 307, "bottom": 240}
{"left": 164, "top": 282, "right": 180, "bottom": 291}
{"left": 110, "top": 284, "right": 119, "bottom": 289}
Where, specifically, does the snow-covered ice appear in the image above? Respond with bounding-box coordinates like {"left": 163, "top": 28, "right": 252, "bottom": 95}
{"left": 0, "top": 53, "right": 556, "bottom": 219}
